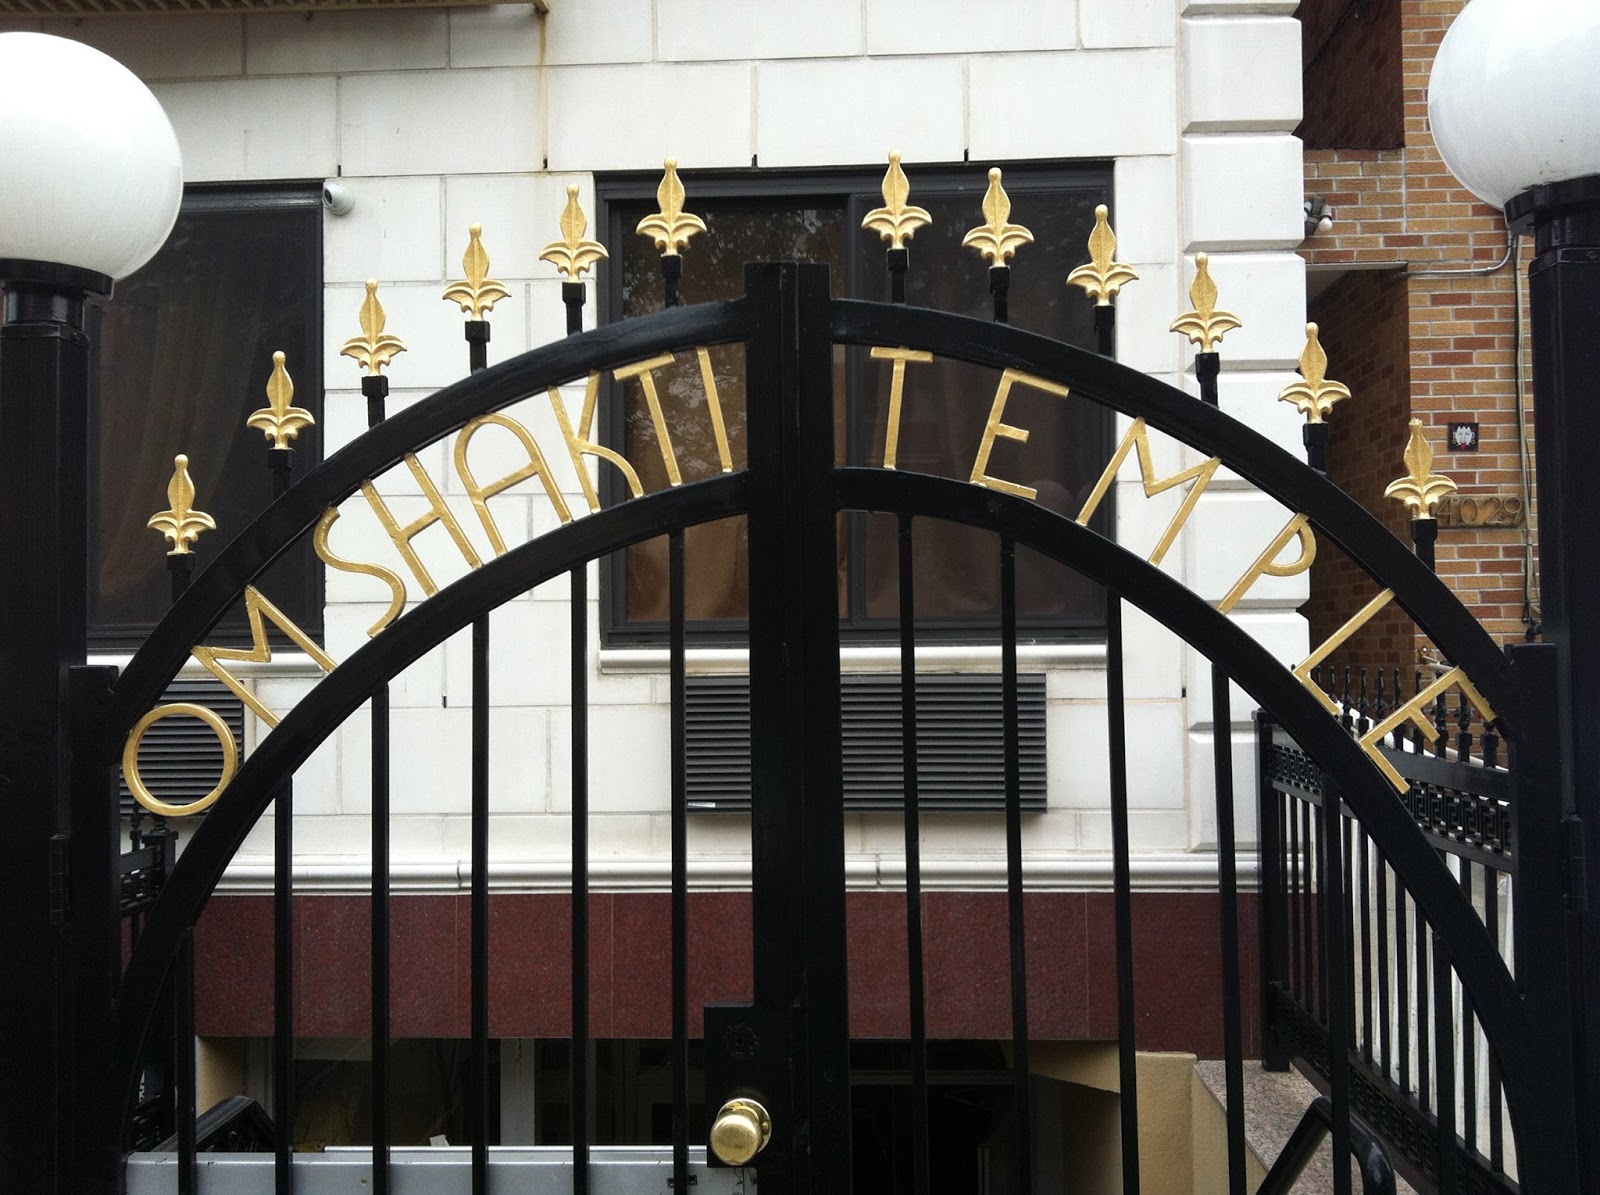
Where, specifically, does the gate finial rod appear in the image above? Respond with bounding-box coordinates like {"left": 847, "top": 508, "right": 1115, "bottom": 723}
{"left": 963, "top": 168, "right": 1033, "bottom": 324}
{"left": 146, "top": 453, "right": 216, "bottom": 600}
{"left": 864, "top": 152, "right": 931, "bottom": 303}
{"left": 1066, "top": 204, "right": 1138, "bottom": 357}
{"left": 340, "top": 280, "right": 408, "bottom": 426}
{"left": 636, "top": 158, "right": 706, "bottom": 309}
{"left": 444, "top": 224, "right": 511, "bottom": 372}
{"left": 1171, "top": 253, "right": 1242, "bottom": 406}
{"left": 541, "top": 184, "right": 607, "bottom": 335}
{"left": 247, "top": 351, "right": 315, "bottom": 496}
{"left": 1384, "top": 419, "right": 1457, "bottom": 571}
{"left": 1277, "top": 323, "right": 1350, "bottom": 474}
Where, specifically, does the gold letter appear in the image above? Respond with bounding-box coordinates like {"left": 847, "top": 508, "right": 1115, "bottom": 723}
{"left": 1076, "top": 418, "right": 1221, "bottom": 567}
{"left": 870, "top": 346, "right": 933, "bottom": 468}
{"left": 1291, "top": 589, "right": 1398, "bottom": 715}
{"left": 455, "top": 412, "right": 573, "bottom": 554}
{"left": 1217, "top": 514, "right": 1317, "bottom": 614}
{"left": 191, "top": 587, "right": 339, "bottom": 729}
{"left": 361, "top": 455, "right": 484, "bottom": 596}
{"left": 614, "top": 353, "right": 683, "bottom": 485}
{"left": 696, "top": 347, "right": 735, "bottom": 474}
{"left": 123, "top": 702, "right": 240, "bottom": 818}
{"left": 970, "top": 368, "right": 1071, "bottom": 500}
{"left": 1359, "top": 668, "right": 1497, "bottom": 791}
{"left": 548, "top": 373, "right": 645, "bottom": 513}
{"left": 314, "top": 507, "right": 407, "bottom": 638}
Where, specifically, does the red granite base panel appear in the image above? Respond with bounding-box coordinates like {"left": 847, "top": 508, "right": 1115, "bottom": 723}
{"left": 193, "top": 890, "right": 1258, "bottom": 1057}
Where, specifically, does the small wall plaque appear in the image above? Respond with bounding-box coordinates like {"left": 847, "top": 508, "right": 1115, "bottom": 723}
{"left": 1447, "top": 421, "right": 1480, "bottom": 452}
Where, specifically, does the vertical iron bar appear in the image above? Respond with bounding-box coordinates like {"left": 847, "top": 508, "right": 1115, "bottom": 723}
{"left": 1376, "top": 852, "right": 1391, "bottom": 1077}
{"left": 1210, "top": 666, "right": 1246, "bottom": 1195}
{"left": 267, "top": 448, "right": 294, "bottom": 499}
{"left": 989, "top": 265, "right": 1010, "bottom": 324}
{"left": 570, "top": 564, "right": 591, "bottom": 1195}
{"left": 1485, "top": 867, "right": 1504, "bottom": 1171}
{"left": 1308, "top": 800, "right": 1322, "bottom": 1022}
{"left": 563, "top": 281, "right": 586, "bottom": 337}
{"left": 1000, "top": 539, "right": 1031, "bottom": 1195}
{"left": 663, "top": 254, "right": 683, "bottom": 309}
{"left": 1458, "top": 858, "right": 1477, "bottom": 1157}
{"left": 1359, "top": 830, "right": 1373, "bottom": 1063}
{"left": 1321, "top": 781, "right": 1352, "bottom": 1195}
{"left": 466, "top": 321, "right": 489, "bottom": 373}
{"left": 887, "top": 247, "right": 908, "bottom": 304}
{"left": 471, "top": 616, "right": 490, "bottom": 1195}
{"left": 1093, "top": 306, "right": 1115, "bottom": 359}
{"left": 273, "top": 779, "right": 294, "bottom": 1195}
{"left": 669, "top": 531, "right": 690, "bottom": 1195}
{"left": 371, "top": 685, "right": 391, "bottom": 1195}
{"left": 1416, "top": 897, "right": 1430, "bottom": 1114}
{"left": 175, "top": 930, "right": 196, "bottom": 1195}
{"left": 1255, "top": 711, "right": 1289, "bottom": 1072}
{"left": 362, "top": 375, "right": 388, "bottom": 429}
{"left": 1196, "top": 352, "right": 1220, "bottom": 407}
{"left": 1433, "top": 933, "right": 1458, "bottom": 1192}
{"left": 1106, "top": 593, "right": 1140, "bottom": 1195}
{"left": 1396, "top": 885, "right": 1411, "bottom": 1098}
{"left": 1289, "top": 795, "right": 1302, "bottom": 1006}
{"left": 899, "top": 515, "right": 930, "bottom": 1195}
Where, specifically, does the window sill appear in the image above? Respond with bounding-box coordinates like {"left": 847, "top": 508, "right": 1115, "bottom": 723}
{"left": 89, "top": 652, "right": 328, "bottom": 677}
{"left": 598, "top": 642, "right": 1106, "bottom": 676}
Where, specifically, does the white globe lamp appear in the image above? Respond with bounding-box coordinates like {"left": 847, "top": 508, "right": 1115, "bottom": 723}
{"left": 0, "top": 32, "right": 183, "bottom": 282}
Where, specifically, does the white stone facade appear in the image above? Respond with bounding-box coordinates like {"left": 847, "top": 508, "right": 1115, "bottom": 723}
{"left": 14, "top": 0, "right": 1308, "bottom": 890}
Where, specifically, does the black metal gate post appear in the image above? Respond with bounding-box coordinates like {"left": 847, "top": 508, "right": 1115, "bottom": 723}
{"left": 0, "top": 260, "right": 112, "bottom": 1195}
{"left": 736, "top": 261, "right": 852, "bottom": 1194}
{"left": 1509, "top": 175, "right": 1600, "bottom": 1189}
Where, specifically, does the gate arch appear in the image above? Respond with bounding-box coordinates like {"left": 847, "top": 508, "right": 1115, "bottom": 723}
{"left": 104, "top": 262, "right": 1571, "bottom": 1192}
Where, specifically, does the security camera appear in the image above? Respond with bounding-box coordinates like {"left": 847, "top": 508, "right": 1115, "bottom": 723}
{"left": 322, "top": 181, "right": 355, "bottom": 217}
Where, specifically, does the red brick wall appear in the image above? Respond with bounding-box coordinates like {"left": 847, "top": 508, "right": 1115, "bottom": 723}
{"left": 1299, "top": 0, "right": 1539, "bottom": 656}
{"left": 1298, "top": 0, "right": 1404, "bottom": 150}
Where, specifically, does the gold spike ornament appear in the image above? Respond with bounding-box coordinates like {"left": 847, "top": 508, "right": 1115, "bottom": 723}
{"left": 1278, "top": 323, "right": 1351, "bottom": 423}
{"left": 862, "top": 152, "right": 932, "bottom": 250}
{"left": 1170, "top": 253, "right": 1243, "bottom": 352}
{"left": 443, "top": 224, "right": 513, "bottom": 319}
{"left": 340, "top": 280, "right": 408, "bottom": 376}
{"left": 962, "top": 168, "right": 1034, "bottom": 267}
{"left": 1384, "top": 419, "right": 1458, "bottom": 519}
{"left": 247, "top": 351, "right": 316, "bottom": 450}
{"left": 1066, "top": 205, "right": 1139, "bottom": 307}
{"left": 636, "top": 158, "right": 707, "bottom": 256}
{"left": 541, "top": 184, "right": 609, "bottom": 279}
{"left": 147, "top": 454, "right": 217, "bottom": 555}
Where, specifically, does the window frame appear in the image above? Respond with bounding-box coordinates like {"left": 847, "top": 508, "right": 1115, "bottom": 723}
{"left": 595, "top": 162, "right": 1115, "bottom": 648}
{"left": 87, "top": 180, "right": 325, "bottom": 650}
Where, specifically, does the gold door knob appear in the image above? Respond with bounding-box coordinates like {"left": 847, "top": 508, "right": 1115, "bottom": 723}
{"left": 709, "top": 1097, "right": 772, "bottom": 1166}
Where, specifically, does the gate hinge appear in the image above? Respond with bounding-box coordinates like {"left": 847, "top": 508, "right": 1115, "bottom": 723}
{"left": 49, "top": 832, "right": 70, "bottom": 925}
{"left": 1564, "top": 816, "right": 1587, "bottom": 913}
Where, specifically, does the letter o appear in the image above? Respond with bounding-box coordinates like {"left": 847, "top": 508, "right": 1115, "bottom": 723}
{"left": 122, "top": 702, "right": 240, "bottom": 818}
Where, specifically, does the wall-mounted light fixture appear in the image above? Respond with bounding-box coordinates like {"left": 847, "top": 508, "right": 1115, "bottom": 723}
{"left": 1303, "top": 196, "right": 1336, "bottom": 238}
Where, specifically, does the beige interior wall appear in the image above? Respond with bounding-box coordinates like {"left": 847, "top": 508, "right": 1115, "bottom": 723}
{"left": 196, "top": 1037, "right": 246, "bottom": 1113}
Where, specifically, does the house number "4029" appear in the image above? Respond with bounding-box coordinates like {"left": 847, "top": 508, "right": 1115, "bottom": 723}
{"left": 1435, "top": 493, "right": 1527, "bottom": 528}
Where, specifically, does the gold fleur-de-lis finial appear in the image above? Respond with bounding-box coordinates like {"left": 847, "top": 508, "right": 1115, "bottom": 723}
{"left": 1278, "top": 323, "right": 1351, "bottom": 423}
{"left": 540, "top": 184, "right": 609, "bottom": 279}
{"left": 443, "top": 224, "right": 513, "bottom": 319}
{"left": 1170, "top": 253, "right": 1243, "bottom": 352}
{"left": 1384, "top": 419, "right": 1458, "bottom": 518}
{"left": 246, "top": 352, "right": 316, "bottom": 450}
{"left": 862, "top": 152, "right": 932, "bottom": 250}
{"left": 340, "top": 280, "right": 408, "bottom": 376}
{"left": 962, "top": 168, "right": 1034, "bottom": 266}
{"left": 1066, "top": 204, "right": 1139, "bottom": 306}
{"left": 636, "top": 158, "right": 707, "bottom": 257}
{"left": 146, "top": 454, "right": 217, "bottom": 556}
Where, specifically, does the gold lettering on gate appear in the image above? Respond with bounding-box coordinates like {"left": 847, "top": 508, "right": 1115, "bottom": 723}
{"left": 191, "top": 586, "right": 339, "bottom": 729}
{"left": 314, "top": 507, "right": 408, "bottom": 638}
{"left": 1218, "top": 514, "right": 1316, "bottom": 614}
{"left": 548, "top": 374, "right": 645, "bottom": 513}
{"left": 1075, "top": 418, "right": 1221, "bottom": 567}
{"left": 361, "top": 456, "right": 484, "bottom": 596}
{"left": 123, "top": 702, "right": 241, "bottom": 818}
{"left": 455, "top": 413, "right": 574, "bottom": 554}
{"left": 1359, "top": 669, "right": 1496, "bottom": 791}
{"left": 870, "top": 346, "right": 933, "bottom": 469}
{"left": 695, "top": 347, "right": 735, "bottom": 474}
{"left": 970, "top": 369, "right": 1071, "bottom": 500}
{"left": 614, "top": 353, "right": 684, "bottom": 486}
{"left": 1291, "top": 589, "right": 1398, "bottom": 715}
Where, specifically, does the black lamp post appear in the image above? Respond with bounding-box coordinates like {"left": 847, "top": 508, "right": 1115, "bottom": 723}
{"left": 0, "top": 31, "right": 182, "bottom": 1193}
{"left": 1430, "top": 1, "right": 1600, "bottom": 1185}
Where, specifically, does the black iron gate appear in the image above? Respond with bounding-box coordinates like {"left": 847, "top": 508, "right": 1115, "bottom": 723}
{"left": 52, "top": 250, "right": 1586, "bottom": 1195}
